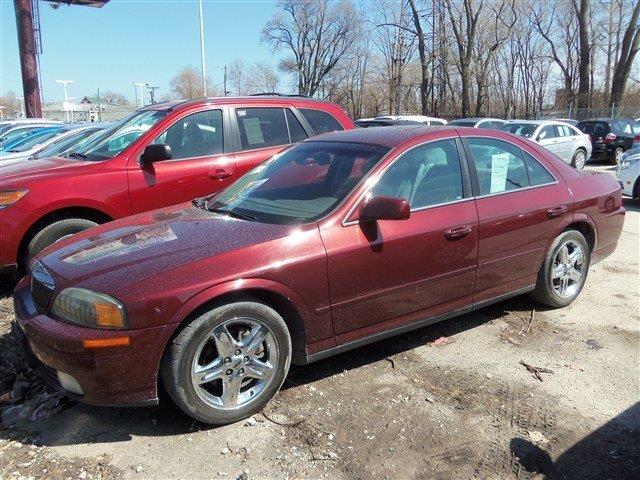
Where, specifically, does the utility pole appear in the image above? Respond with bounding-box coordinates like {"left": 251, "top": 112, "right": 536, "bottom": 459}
{"left": 96, "top": 88, "right": 102, "bottom": 122}
{"left": 198, "top": 0, "right": 207, "bottom": 97}
{"left": 14, "top": 0, "right": 42, "bottom": 118}
{"left": 133, "top": 82, "right": 146, "bottom": 108}
{"left": 224, "top": 66, "right": 228, "bottom": 96}
{"left": 147, "top": 85, "right": 159, "bottom": 104}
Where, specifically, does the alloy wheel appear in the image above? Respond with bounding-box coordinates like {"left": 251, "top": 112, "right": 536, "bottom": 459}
{"left": 615, "top": 148, "right": 624, "bottom": 163}
{"left": 573, "top": 150, "right": 586, "bottom": 169}
{"left": 190, "top": 317, "right": 279, "bottom": 411}
{"left": 550, "top": 240, "right": 585, "bottom": 298}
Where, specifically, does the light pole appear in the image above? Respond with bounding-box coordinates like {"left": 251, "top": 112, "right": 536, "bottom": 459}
{"left": 56, "top": 79, "right": 74, "bottom": 122}
{"left": 17, "top": 97, "right": 25, "bottom": 119}
{"left": 133, "top": 82, "right": 146, "bottom": 108}
{"left": 198, "top": 0, "right": 207, "bottom": 97}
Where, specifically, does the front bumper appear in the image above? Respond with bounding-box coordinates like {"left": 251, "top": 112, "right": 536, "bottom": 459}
{"left": 13, "top": 276, "right": 176, "bottom": 407}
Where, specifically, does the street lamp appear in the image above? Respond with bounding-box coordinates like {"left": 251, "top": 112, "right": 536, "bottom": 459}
{"left": 56, "top": 79, "right": 74, "bottom": 122}
{"left": 198, "top": 0, "right": 207, "bottom": 97}
{"left": 133, "top": 81, "right": 147, "bottom": 108}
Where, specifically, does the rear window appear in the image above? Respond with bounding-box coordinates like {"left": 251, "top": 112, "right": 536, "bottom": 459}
{"left": 449, "top": 120, "right": 477, "bottom": 127}
{"left": 577, "top": 121, "right": 608, "bottom": 136}
{"left": 300, "top": 108, "right": 344, "bottom": 134}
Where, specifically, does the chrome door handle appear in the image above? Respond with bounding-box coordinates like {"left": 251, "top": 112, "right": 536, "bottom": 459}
{"left": 210, "top": 169, "right": 232, "bottom": 180}
{"left": 547, "top": 205, "right": 568, "bottom": 218}
{"left": 444, "top": 225, "right": 472, "bottom": 240}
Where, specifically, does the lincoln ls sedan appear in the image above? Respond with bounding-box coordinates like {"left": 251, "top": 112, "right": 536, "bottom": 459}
{"left": 13, "top": 126, "right": 624, "bottom": 424}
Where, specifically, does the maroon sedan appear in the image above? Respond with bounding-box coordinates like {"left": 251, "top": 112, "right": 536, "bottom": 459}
{"left": 13, "top": 126, "right": 624, "bottom": 424}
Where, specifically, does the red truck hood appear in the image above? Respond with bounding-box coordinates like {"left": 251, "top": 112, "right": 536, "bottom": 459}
{"left": 37, "top": 204, "right": 298, "bottom": 291}
{"left": 0, "top": 156, "right": 105, "bottom": 185}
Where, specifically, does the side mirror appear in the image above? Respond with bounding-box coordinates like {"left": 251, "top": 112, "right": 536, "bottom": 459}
{"left": 359, "top": 196, "right": 410, "bottom": 222}
{"left": 141, "top": 144, "right": 172, "bottom": 164}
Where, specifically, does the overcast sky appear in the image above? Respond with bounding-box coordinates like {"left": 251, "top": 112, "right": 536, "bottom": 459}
{"left": 0, "top": 0, "right": 283, "bottom": 102}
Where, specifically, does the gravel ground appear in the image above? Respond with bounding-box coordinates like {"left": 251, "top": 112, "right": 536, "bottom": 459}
{"left": 0, "top": 162, "right": 638, "bottom": 480}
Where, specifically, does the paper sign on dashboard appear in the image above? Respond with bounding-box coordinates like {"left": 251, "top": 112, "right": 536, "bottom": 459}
{"left": 490, "top": 154, "right": 510, "bottom": 193}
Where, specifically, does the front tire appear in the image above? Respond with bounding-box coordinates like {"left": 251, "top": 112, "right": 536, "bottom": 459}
{"left": 612, "top": 147, "right": 624, "bottom": 165}
{"left": 161, "top": 301, "right": 292, "bottom": 424}
{"left": 530, "top": 230, "right": 590, "bottom": 308}
{"left": 26, "top": 218, "right": 98, "bottom": 264}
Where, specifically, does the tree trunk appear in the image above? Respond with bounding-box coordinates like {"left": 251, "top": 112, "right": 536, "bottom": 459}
{"left": 575, "top": 0, "right": 590, "bottom": 109}
{"left": 408, "top": 0, "right": 429, "bottom": 115}
{"left": 610, "top": 0, "right": 640, "bottom": 107}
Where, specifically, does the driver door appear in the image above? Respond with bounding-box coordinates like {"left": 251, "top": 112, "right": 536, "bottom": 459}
{"left": 320, "top": 137, "right": 478, "bottom": 341}
{"left": 127, "top": 108, "right": 236, "bottom": 214}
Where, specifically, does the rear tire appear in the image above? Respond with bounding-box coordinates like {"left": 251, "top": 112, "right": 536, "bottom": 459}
{"left": 26, "top": 218, "right": 97, "bottom": 264}
{"left": 530, "top": 230, "right": 590, "bottom": 308}
{"left": 160, "top": 301, "right": 291, "bottom": 425}
{"left": 611, "top": 147, "right": 624, "bottom": 165}
{"left": 571, "top": 148, "right": 587, "bottom": 169}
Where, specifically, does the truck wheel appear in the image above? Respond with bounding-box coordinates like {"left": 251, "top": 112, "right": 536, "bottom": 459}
{"left": 26, "top": 218, "right": 97, "bottom": 265}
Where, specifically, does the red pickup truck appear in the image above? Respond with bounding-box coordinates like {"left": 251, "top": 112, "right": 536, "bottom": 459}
{"left": 0, "top": 95, "right": 353, "bottom": 274}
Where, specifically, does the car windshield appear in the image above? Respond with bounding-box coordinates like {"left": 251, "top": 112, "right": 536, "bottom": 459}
{"left": 500, "top": 123, "right": 538, "bottom": 138}
{"left": 5, "top": 129, "right": 63, "bottom": 152}
{"left": 0, "top": 126, "right": 37, "bottom": 144}
{"left": 206, "top": 141, "right": 389, "bottom": 225}
{"left": 34, "top": 128, "right": 102, "bottom": 159}
{"left": 70, "top": 109, "right": 170, "bottom": 160}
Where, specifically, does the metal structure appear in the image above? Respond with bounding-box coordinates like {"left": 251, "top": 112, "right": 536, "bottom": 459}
{"left": 13, "top": 0, "right": 110, "bottom": 118}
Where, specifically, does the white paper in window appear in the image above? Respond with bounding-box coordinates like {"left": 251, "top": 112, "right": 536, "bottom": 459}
{"left": 490, "top": 153, "right": 510, "bottom": 193}
{"left": 243, "top": 118, "right": 265, "bottom": 145}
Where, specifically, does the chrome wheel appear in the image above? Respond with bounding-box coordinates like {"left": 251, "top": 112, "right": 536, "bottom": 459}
{"left": 573, "top": 150, "right": 586, "bottom": 169}
{"left": 615, "top": 148, "right": 624, "bottom": 163}
{"left": 191, "top": 317, "right": 278, "bottom": 411}
{"left": 551, "top": 240, "right": 585, "bottom": 298}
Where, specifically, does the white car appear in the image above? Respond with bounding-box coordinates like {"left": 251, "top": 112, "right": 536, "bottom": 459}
{"left": 375, "top": 115, "right": 448, "bottom": 125}
{"left": 500, "top": 120, "right": 592, "bottom": 169}
{"left": 448, "top": 118, "right": 506, "bottom": 129}
{"left": 616, "top": 145, "right": 640, "bottom": 199}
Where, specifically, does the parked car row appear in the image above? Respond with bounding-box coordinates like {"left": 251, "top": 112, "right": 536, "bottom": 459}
{"left": 10, "top": 105, "right": 625, "bottom": 425}
{"left": 355, "top": 115, "right": 640, "bottom": 168}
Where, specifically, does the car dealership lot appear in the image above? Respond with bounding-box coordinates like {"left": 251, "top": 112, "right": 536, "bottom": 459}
{"left": 0, "top": 162, "right": 638, "bottom": 480}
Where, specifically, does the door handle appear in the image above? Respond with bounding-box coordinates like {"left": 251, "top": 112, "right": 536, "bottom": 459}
{"left": 444, "top": 225, "right": 472, "bottom": 240}
{"left": 210, "top": 169, "right": 232, "bottom": 180}
{"left": 547, "top": 205, "right": 568, "bottom": 218}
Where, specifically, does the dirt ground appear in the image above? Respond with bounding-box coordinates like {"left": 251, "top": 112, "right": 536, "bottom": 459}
{"left": 0, "top": 162, "right": 638, "bottom": 480}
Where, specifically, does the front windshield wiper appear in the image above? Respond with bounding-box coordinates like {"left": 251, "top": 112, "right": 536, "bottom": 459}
{"left": 67, "top": 151, "right": 87, "bottom": 159}
{"left": 209, "top": 206, "right": 259, "bottom": 222}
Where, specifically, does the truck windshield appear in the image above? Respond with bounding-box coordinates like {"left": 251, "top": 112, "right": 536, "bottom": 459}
{"left": 70, "top": 109, "right": 170, "bottom": 161}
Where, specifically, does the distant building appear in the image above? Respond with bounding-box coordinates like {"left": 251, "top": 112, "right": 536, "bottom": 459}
{"left": 43, "top": 97, "right": 135, "bottom": 122}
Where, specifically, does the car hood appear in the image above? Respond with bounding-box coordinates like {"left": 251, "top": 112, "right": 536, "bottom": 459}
{"left": 0, "top": 156, "right": 105, "bottom": 184}
{"left": 37, "top": 204, "right": 298, "bottom": 291}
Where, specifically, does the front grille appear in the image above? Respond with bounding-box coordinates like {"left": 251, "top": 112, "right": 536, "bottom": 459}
{"left": 30, "top": 261, "right": 55, "bottom": 313}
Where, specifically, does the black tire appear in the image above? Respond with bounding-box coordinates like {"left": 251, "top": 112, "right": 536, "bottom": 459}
{"left": 26, "top": 218, "right": 97, "bottom": 264}
{"left": 611, "top": 147, "right": 624, "bottom": 165}
{"left": 160, "top": 301, "right": 292, "bottom": 425}
{"left": 529, "top": 229, "right": 590, "bottom": 308}
{"left": 571, "top": 148, "right": 587, "bottom": 169}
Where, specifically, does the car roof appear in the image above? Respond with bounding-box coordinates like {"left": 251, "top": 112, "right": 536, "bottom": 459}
{"left": 310, "top": 125, "right": 456, "bottom": 148}
{"left": 142, "top": 95, "right": 336, "bottom": 113}
{"left": 504, "top": 119, "right": 543, "bottom": 124}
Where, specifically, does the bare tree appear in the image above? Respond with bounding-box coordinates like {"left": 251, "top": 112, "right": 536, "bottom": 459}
{"left": 610, "top": 0, "right": 640, "bottom": 107}
{"left": 574, "top": 0, "right": 591, "bottom": 108}
{"left": 101, "top": 90, "right": 128, "bottom": 105}
{"left": 169, "top": 66, "right": 215, "bottom": 100}
{"left": 262, "top": 0, "right": 360, "bottom": 96}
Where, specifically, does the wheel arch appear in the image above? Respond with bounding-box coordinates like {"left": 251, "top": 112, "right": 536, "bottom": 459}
{"left": 17, "top": 205, "right": 114, "bottom": 268}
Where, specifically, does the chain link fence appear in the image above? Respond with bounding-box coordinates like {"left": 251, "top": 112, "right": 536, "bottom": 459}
{"left": 540, "top": 106, "right": 640, "bottom": 121}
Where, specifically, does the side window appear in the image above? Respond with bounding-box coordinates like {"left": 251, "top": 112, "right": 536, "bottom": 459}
{"left": 371, "top": 139, "right": 464, "bottom": 209}
{"left": 467, "top": 137, "right": 530, "bottom": 195}
{"left": 236, "top": 108, "right": 289, "bottom": 150}
{"left": 538, "top": 125, "right": 556, "bottom": 140}
{"left": 523, "top": 151, "right": 555, "bottom": 186}
{"left": 286, "top": 109, "right": 308, "bottom": 143}
{"left": 299, "top": 108, "right": 344, "bottom": 134}
{"left": 153, "top": 109, "right": 223, "bottom": 160}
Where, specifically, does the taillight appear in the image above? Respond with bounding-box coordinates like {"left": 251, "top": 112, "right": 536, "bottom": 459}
{"left": 604, "top": 133, "right": 617, "bottom": 143}
{"left": 634, "top": 135, "right": 640, "bottom": 144}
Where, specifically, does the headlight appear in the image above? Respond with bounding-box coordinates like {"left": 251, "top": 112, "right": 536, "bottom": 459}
{"left": 0, "top": 189, "right": 28, "bottom": 209}
{"left": 51, "top": 287, "right": 127, "bottom": 329}
{"left": 619, "top": 158, "right": 638, "bottom": 170}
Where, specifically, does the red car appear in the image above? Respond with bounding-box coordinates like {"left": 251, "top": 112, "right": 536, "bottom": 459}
{"left": 0, "top": 95, "right": 352, "bottom": 274}
{"left": 14, "top": 126, "right": 624, "bottom": 424}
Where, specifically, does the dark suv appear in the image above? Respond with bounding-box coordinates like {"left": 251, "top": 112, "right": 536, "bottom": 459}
{"left": 576, "top": 118, "right": 639, "bottom": 164}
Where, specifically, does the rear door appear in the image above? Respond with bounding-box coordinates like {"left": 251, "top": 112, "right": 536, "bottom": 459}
{"left": 127, "top": 107, "right": 235, "bottom": 214}
{"left": 322, "top": 135, "right": 478, "bottom": 340}
{"left": 463, "top": 134, "right": 573, "bottom": 302}
{"left": 537, "top": 125, "right": 563, "bottom": 158}
{"left": 231, "top": 106, "right": 310, "bottom": 177}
